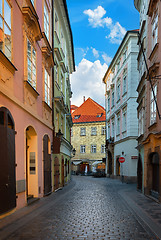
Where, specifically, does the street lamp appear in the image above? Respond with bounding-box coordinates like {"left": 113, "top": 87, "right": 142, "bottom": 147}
{"left": 72, "top": 148, "right": 76, "bottom": 157}
{"left": 56, "top": 129, "right": 63, "bottom": 138}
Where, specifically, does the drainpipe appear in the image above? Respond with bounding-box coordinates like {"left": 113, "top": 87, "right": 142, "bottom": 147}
{"left": 52, "top": 0, "right": 55, "bottom": 135}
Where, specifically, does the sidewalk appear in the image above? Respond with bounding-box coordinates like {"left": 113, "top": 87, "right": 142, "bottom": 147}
{"left": 119, "top": 184, "right": 161, "bottom": 239}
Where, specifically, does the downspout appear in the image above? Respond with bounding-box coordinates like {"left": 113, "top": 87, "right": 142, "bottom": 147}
{"left": 52, "top": 0, "right": 55, "bottom": 134}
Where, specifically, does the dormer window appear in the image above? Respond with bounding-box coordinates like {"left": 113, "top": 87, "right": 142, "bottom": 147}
{"left": 74, "top": 115, "right": 80, "bottom": 119}
{"left": 96, "top": 113, "right": 103, "bottom": 118}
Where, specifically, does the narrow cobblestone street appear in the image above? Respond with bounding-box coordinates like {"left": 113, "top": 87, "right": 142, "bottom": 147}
{"left": 0, "top": 176, "right": 160, "bottom": 240}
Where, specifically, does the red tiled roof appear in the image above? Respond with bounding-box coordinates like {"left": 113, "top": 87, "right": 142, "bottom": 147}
{"left": 72, "top": 98, "right": 105, "bottom": 123}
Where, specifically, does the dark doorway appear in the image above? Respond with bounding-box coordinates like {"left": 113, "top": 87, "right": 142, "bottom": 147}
{"left": 108, "top": 151, "right": 112, "bottom": 175}
{"left": 54, "top": 157, "right": 60, "bottom": 190}
{"left": 43, "top": 135, "right": 52, "bottom": 196}
{"left": 61, "top": 157, "right": 64, "bottom": 187}
{"left": 137, "top": 155, "right": 142, "bottom": 191}
{"left": 116, "top": 156, "right": 120, "bottom": 176}
{"left": 0, "top": 107, "right": 16, "bottom": 214}
{"left": 151, "top": 153, "right": 159, "bottom": 193}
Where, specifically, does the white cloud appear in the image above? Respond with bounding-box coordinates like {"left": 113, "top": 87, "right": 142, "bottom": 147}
{"left": 102, "top": 53, "right": 112, "bottom": 65}
{"left": 107, "top": 22, "right": 126, "bottom": 44}
{"left": 84, "top": 6, "right": 126, "bottom": 44}
{"left": 71, "top": 58, "right": 108, "bottom": 107}
{"left": 91, "top": 47, "right": 99, "bottom": 58}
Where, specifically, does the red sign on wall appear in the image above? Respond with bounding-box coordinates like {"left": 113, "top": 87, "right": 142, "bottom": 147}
{"left": 119, "top": 157, "right": 125, "bottom": 163}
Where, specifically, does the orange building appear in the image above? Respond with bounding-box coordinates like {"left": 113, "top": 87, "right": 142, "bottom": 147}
{"left": 0, "top": 0, "right": 54, "bottom": 217}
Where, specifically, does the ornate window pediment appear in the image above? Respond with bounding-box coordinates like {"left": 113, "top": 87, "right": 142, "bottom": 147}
{"left": 41, "top": 32, "right": 54, "bottom": 69}
{"left": 22, "top": 0, "right": 42, "bottom": 41}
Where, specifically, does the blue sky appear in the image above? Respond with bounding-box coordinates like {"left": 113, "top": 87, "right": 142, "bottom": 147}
{"left": 67, "top": 0, "right": 139, "bottom": 107}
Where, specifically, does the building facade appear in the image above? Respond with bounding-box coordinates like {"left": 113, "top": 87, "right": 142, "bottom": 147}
{"left": 0, "top": 0, "right": 54, "bottom": 216}
{"left": 103, "top": 30, "right": 139, "bottom": 183}
{"left": 71, "top": 98, "right": 106, "bottom": 174}
{"left": 135, "top": 0, "right": 161, "bottom": 201}
{"left": 53, "top": 0, "right": 75, "bottom": 189}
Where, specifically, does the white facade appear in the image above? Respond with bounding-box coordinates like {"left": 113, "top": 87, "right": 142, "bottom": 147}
{"left": 103, "top": 31, "right": 139, "bottom": 181}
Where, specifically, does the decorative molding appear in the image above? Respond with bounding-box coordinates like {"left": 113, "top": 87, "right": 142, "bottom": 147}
{"left": 41, "top": 32, "right": 54, "bottom": 69}
{"left": 22, "top": 0, "right": 42, "bottom": 42}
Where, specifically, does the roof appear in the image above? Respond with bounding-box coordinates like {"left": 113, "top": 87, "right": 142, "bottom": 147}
{"left": 72, "top": 98, "right": 106, "bottom": 123}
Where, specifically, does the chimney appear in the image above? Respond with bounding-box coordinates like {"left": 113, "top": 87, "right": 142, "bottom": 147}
{"left": 83, "top": 96, "right": 85, "bottom": 103}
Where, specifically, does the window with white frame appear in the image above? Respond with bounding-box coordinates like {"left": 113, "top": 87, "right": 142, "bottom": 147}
{"left": 112, "top": 91, "right": 115, "bottom": 107}
{"left": 108, "top": 122, "right": 110, "bottom": 138}
{"left": 91, "top": 145, "right": 96, "bottom": 153}
{"left": 138, "top": 108, "right": 144, "bottom": 136}
{"left": 101, "top": 145, "right": 106, "bottom": 153}
{"left": 80, "top": 127, "right": 86, "bottom": 136}
{"left": 111, "top": 119, "right": 115, "bottom": 138}
{"left": 60, "top": 72, "right": 63, "bottom": 92}
{"left": 101, "top": 126, "right": 106, "bottom": 135}
{"left": 123, "top": 75, "right": 127, "bottom": 95}
{"left": 122, "top": 108, "right": 127, "bottom": 132}
{"left": 107, "top": 96, "right": 110, "bottom": 111}
{"left": 117, "top": 81, "right": 121, "bottom": 101}
{"left": 44, "top": 1, "right": 49, "bottom": 39}
{"left": 150, "top": 84, "right": 157, "bottom": 125}
{"left": 123, "top": 49, "right": 127, "bottom": 62}
{"left": 91, "top": 127, "right": 97, "bottom": 136}
{"left": 117, "top": 114, "right": 120, "bottom": 135}
{"left": 27, "top": 39, "right": 36, "bottom": 89}
{"left": 0, "top": 0, "right": 11, "bottom": 60}
{"left": 80, "top": 145, "right": 86, "bottom": 153}
{"left": 71, "top": 128, "right": 73, "bottom": 137}
{"left": 55, "top": 12, "right": 59, "bottom": 35}
{"left": 55, "top": 61, "right": 58, "bottom": 84}
{"left": 152, "top": 12, "right": 158, "bottom": 50}
{"left": 44, "top": 69, "right": 51, "bottom": 106}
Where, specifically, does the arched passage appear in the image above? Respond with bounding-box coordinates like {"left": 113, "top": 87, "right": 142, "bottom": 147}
{"left": 61, "top": 156, "right": 64, "bottom": 187}
{"left": 43, "top": 135, "right": 52, "bottom": 196}
{"left": 116, "top": 156, "right": 120, "bottom": 176}
{"left": 54, "top": 157, "right": 60, "bottom": 190}
{"left": 0, "top": 107, "right": 16, "bottom": 214}
{"left": 137, "top": 155, "right": 143, "bottom": 191}
{"left": 150, "top": 152, "right": 159, "bottom": 194}
{"left": 26, "top": 126, "right": 38, "bottom": 201}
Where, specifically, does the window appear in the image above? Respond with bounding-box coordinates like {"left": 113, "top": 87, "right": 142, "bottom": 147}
{"left": 123, "top": 75, "right": 127, "bottom": 94}
{"left": 108, "top": 122, "right": 110, "bottom": 139}
{"left": 91, "top": 145, "right": 96, "bottom": 153}
{"left": 91, "top": 127, "right": 97, "bottom": 136}
{"left": 55, "top": 61, "right": 58, "bottom": 84}
{"left": 112, "top": 120, "right": 115, "bottom": 138}
{"left": 123, "top": 50, "right": 127, "bottom": 62}
{"left": 55, "top": 12, "right": 59, "bottom": 34}
{"left": 138, "top": 108, "right": 144, "bottom": 136}
{"left": 44, "top": 1, "right": 49, "bottom": 39}
{"left": 150, "top": 84, "right": 157, "bottom": 125}
{"left": 60, "top": 73, "right": 63, "bottom": 92}
{"left": 107, "top": 96, "right": 110, "bottom": 111}
{"left": 71, "top": 128, "right": 73, "bottom": 137}
{"left": 74, "top": 115, "right": 80, "bottom": 119}
{"left": 152, "top": 12, "right": 158, "bottom": 49}
{"left": 0, "top": 0, "right": 11, "bottom": 60}
{"left": 80, "top": 127, "right": 86, "bottom": 136}
{"left": 80, "top": 145, "right": 86, "bottom": 153}
{"left": 61, "top": 31, "right": 64, "bottom": 52}
{"left": 61, "top": 117, "right": 63, "bottom": 133}
{"left": 112, "top": 91, "right": 115, "bottom": 107}
{"left": 101, "top": 126, "right": 106, "bottom": 135}
{"left": 117, "top": 114, "right": 120, "bottom": 135}
{"left": 27, "top": 39, "right": 36, "bottom": 89}
{"left": 117, "top": 81, "right": 120, "bottom": 101}
{"left": 101, "top": 145, "right": 106, "bottom": 153}
{"left": 122, "top": 108, "right": 127, "bottom": 132}
{"left": 55, "top": 111, "right": 59, "bottom": 133}
{"left": 44, "top": 69, "right": 50, "bottom": 106}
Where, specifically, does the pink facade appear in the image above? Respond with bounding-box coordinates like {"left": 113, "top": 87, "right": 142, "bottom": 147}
{"left": 0, "top": 0, "right": 53, "bottom": 216}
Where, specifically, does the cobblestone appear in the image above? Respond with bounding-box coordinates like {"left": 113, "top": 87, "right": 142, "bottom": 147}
{"left": 0, "top": 176, "right": 159, "bottom": 239}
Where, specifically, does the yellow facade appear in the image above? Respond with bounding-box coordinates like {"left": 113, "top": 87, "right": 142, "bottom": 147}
{"left": 72, "top": 121, "right": 106, "bottom": 162}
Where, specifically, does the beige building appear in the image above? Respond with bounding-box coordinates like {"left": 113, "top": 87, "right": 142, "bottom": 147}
{"left": 71, "top": 98, "right": 106, "bottom": 174}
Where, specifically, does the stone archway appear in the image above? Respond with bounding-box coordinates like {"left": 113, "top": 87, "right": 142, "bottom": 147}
{"left": 26, "top": 126, "right": 38, "bottom": 202}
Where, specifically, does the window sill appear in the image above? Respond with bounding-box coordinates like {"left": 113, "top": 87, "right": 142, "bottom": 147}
{"left": 116, "top": 99, "right": 120, "bottom": 104}
{"left": 24, "top": 80, "right": 39, "bottom": 98}
{"left": 42, "top": 101, "right": 52, "bottom": 111}
{"left": 122, "top": 92, "right": 127, "bottom": 97}
{"left": 148, "top": 121, "right": 157, "bottom": 129}
{"left": 149, "top": 43, "right": 159, "bottom": 61}
{"left": 91, "top": 134, "right": 97, "bottom": 136}
{"left": 122, "top": 130, "right": 126, "bottom": 134}
{"left": 0, "top": 50, "right": 17, "bottom": 74}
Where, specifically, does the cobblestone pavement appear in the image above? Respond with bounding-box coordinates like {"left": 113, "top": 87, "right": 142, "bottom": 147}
{"left": 0, "top": 176, "right": 159, "bottom": 240}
